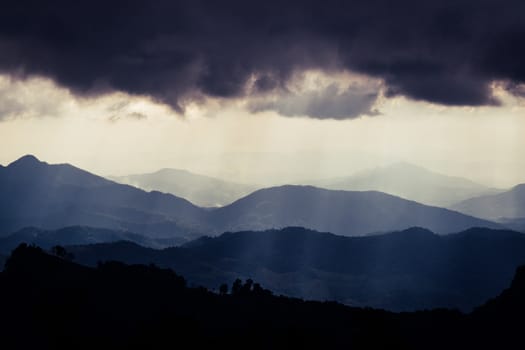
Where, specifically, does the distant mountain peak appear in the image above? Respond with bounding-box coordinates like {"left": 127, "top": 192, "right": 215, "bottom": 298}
{"left": 8, "top": 154, "right": 44, "bottom": 167}
{"left": 108, "top": 167, "right": 258, "bottom": 207}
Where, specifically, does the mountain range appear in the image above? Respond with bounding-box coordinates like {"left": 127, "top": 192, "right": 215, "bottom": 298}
{"left": 207, "top": 185, "right": 500, "bottom": 236}
{"left": 0, "top": 155, "right": 206, "bottom": 240}
{"left": 66, "top": 226, "right": 525, "bottom": 311}
{"left": 451, "top": 184, "right": 525, "bottom": 224}
{"left": 110, "top": 162, "right": 501, "bottom": 209}
{"left": 308, "top": 162, "right": 501, "bottom": 207}
{"left": 109, "top": 168, "right": 257, "bottom": 207}
{"left": 0, "top": 155, "right": 500, "bottom": 239}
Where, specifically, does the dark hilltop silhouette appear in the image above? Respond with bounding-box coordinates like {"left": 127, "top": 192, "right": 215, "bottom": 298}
{"left": 0, "top": 243, "right": 524, "bottom": 349}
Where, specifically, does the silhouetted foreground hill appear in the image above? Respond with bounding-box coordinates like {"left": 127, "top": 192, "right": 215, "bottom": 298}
{"left": 0, "top": 226, "right": 185, "bottom": 253}
{"left": 0, "top": 156, "right": 500, "bottom": 240}
{"left": 466, "top": 265, "right": 525, "bottom": 349}
{"left": 1, "top": 244, "right": 525, "bottom": 349}
{"left": 68, "top": 226, "right": 525, "bottom": 311}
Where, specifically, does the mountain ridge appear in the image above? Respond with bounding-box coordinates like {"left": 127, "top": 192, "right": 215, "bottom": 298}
{"left": 451, "top": 183, "right": 525, "bottom": 221}
{"left": 109, "top": 167, "right": 258, "bottom": 207}
{"left": 208, "top": 184, "right": 501, "bottom": 236}
{"left": 308, "top": 162, "right": 501, "bottom": 207}
{"left": 66, "top": 225, "right": 525, "bottom": 311}
{"left": 0, "top": 226, "right": 186, "bottom": 253}
{"left": 0, "top": 155, "right": 206, "bottom": 239}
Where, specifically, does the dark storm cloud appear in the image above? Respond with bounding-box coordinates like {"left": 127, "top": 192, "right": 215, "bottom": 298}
{"left": 1, "top": 0, "right": 524, "bottom": 116}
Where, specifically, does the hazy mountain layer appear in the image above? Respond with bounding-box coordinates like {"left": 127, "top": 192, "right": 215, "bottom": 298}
{"left": 208, "top": 185, "right": 501, "bottom": 236}
{"left": 109, "top": 168, "right": 258, "bottom": 207}
{"left": 0, "top": 156, "right": 500, "bottom": 240}
{"left": 308, "top": 162, "right": 500, "bottom": 207}
{"left": 451, "top": 184, "right": 525, "bottom": 221}
{"left": 66, "top": 226, "right": 525, "bottom": 311}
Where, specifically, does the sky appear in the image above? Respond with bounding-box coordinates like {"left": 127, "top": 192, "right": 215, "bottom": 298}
{"left": 0, "top": 0, "right": 524, "bottom": 187}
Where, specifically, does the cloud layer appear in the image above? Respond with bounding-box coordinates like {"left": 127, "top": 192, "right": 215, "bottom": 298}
{"left": 249, "top": 83, "right": 380, "bottom": 119}
{"left": 1, "top": 0, "right": 524, "bottom": 116}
